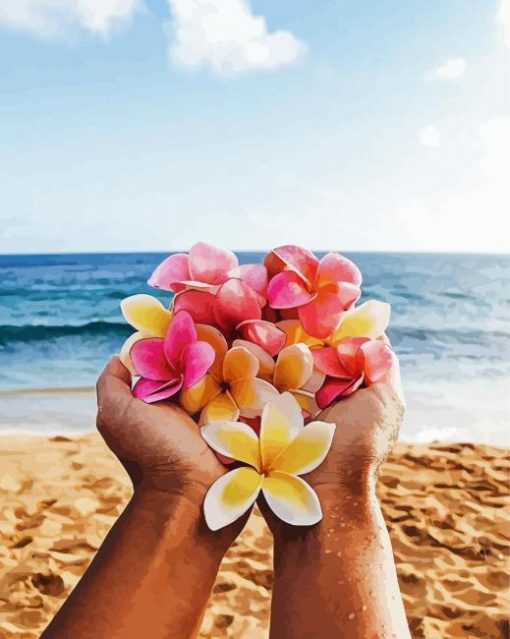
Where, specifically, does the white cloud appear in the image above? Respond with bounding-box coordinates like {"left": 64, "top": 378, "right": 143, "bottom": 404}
{"left": 0, "top": 0, "right": 141, "bottom": 39}
{"left": 166, "top": 0, "right": 307, "bottom": 75}
{"left": 498, "top": 0, "right": 510, "bottom": 47}
{"left": 419, "top": 125, "right": 441, "bottom": 148}
{"left": 426, "top": 57, "right": 466, "bottom": 80}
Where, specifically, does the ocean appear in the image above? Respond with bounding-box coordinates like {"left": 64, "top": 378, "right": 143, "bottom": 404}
{"left": 0, "top": 252, "right": 509, "bottom": 444}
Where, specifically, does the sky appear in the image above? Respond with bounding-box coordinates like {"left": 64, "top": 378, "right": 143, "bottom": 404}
{"left": 0, "top": 0, "right": 509, "bottom": 254}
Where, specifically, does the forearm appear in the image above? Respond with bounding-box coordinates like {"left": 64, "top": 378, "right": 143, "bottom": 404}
{"left": 42, "top": 487, "right": 230, "bottom": 639}
{"left": 269, "top": 486, "right": 410, "bottom": 639}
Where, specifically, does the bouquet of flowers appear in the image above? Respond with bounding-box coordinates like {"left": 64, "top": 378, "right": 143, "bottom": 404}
{"left": 119, "top": 243, "right": 393, "bottom": 530}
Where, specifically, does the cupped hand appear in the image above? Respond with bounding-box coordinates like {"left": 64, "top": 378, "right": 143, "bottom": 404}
{"left": 96, "top": 356, "right": 226, "bottom": 504}
{"left": 261, "top": 351, "right": 405, "bottom": 535}
{"left": 308, "top": 351, "right": 405, "bottom": 494}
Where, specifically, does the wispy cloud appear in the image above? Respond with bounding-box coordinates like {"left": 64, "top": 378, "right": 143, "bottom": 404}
{"left": 426, "top": 57, "right": 466, "bottom": 80}
{"left": 498, "top": 0, "right": 510, "bottom": 47}
{"left": 419, "top": 126, "right": 441, "bottom": 148}
{"left": 166, "top": 0, "right": 307, "bottom": 76}
{"left": 0, "top": 0, "right": 142, "bottom": 39}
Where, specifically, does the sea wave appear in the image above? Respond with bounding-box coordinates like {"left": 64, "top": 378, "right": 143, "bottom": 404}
{"left": 0, "top": 321, "right": 131, "bottom": 342}
{"left": 1, "top": 321, "right": 508, "bottom": 348}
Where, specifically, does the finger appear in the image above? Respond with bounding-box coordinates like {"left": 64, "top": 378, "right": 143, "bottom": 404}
{"left": 96, "top": 355, "right": 132, "bottom": 404}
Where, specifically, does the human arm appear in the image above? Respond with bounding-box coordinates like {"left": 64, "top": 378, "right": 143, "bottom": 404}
{"left": 42, "top": 357, "right": 246, "bottom": 639}
{"left": 264, "top": 356, "right": 411, "bottom": 639}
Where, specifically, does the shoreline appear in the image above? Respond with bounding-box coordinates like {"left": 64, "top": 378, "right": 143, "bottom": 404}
{"left": 1, "top": 385, "right": 509, "bottom": 446}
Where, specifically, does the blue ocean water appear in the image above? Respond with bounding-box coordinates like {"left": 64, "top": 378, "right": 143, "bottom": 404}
{"left": 0, "top": 252, "right": 509, "bottom": 442}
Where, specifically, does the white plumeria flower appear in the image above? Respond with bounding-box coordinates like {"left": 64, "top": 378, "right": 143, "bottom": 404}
{"left": 201, "top": 393, "right": 336, "bottom": 531}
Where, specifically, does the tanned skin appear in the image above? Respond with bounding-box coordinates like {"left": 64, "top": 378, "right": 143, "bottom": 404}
{"left": 262, "top": 356, "right": 411, "bottom": 639}
{"left": 42, "top": 356, "right": 247, "bottom": 639}
{"left": 43, "top": 355, "right": 410, "bottom": 639}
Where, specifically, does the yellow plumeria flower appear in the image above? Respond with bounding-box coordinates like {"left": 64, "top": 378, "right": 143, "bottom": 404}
{"left": 233, "top": 339, "right": 324, "bottom": 419}
{"left": 180, "top": 344, "right": 279, "bottom": 424}
{"left": 278, "top": 300, "right": 390, "bottom": 348}
{"left": 119, "top": 294, "right": 172, "bottom": 373}
{"left": 201, "top": 393, "right": 336, "bottom": 530}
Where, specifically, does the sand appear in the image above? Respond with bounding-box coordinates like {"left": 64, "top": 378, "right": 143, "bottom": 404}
{"left": 0, "top": 434, "right": 508, "bottom": 639}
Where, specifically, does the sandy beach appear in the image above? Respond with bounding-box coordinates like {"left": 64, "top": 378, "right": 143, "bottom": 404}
{"left": 0, "top": 433, "right": 508, "bottom": 639}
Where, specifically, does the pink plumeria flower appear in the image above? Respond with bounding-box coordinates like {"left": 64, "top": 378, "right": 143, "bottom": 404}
{"left": 173, "top": 278, "right": 286, "bottom": 356}
{"left": 130, "top": 310, "right": 215, "bottom": 403}
{"left": 265, "top": 245, "right": 362, "bottom": 339}
{"left": 147, "top": 241, "right": 268, "bottom": 302}
{"left": 313, "top": 336, "right": 393, "bottom": 409}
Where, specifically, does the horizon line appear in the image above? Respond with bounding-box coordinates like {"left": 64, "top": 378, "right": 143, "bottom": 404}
{"left": 0, "top": 249, "right": 508, "bottom": 258}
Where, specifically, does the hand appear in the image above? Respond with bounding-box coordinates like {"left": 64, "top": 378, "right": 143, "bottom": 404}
{"left": 96, "top": 356, "right": 226, "bottom": 506}
{"left": 262, "top": 351, "right": 405, "bottom": 536}
{"left": 310, "top": 350, "right": 405, "bottom": 494}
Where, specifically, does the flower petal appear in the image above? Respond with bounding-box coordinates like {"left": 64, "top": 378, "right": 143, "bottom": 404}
{"left": 261, "top": 471, "right": 322, "bottom": 526}
{"left": 360, "top": 340, "right": 394, "bottom": 384}
{"left": 148, "top": 253, "right": 190, "bottom": 290}
{"left": 200, "top": 390, "right": 240, "bottom": 425}
{"left": 331, "top": 300, "right": 391, "bottom": 343}
{"left": 164, "top": 310, "right": 197, "bottom": 369}
{"left": 203, "top": 467, "right": 262, "bottom": 531}
{"left": 298, "top": 289, "right": 345, "bottom": 339}
{"left": 180, "top": 341, "right": 216, "bottom": 389}
{"left": 170, "top": 280, "right": 218, "bottom": 294}
{"left": 272, "top": 420, "right": 336, "bottom": 475}
{"left": 120, "top": 294, "right": 171, "bottom": 335}
{"left": 232, "top": 339, "right": 275, "bottom": 382}
{"left": 196, "top": 324, "right": 228, "bottom": 381}
{"left": 213, "top": 278, "right": 261, "bottom": 332}
{"left": 337, "top": 282, "right": 361, "bottom": 310}
{"left": 316, "top": 376, "right": 363, "bottom": 409}
{"left": 265, "top": 245, "right": 319, "bottom": 285}
{"left": 120, "top": 330, "right": 152, "bottom": 375}
{"left": 132, "top": 377, "right": 182, "bottom": 403}
{"left": 172, "top": 290, "right": 217, "bottom": 325}
{"left": 201, "top": 420, "right": 261, "bottom": 469}
{"left": 230, "top": 378, "right": 279, "bottom": 419}
{"left": 312, "top": 346, "right": 351, "bottom": 378}
{"left": 189, "top": 241, "right": 238, "bottom": 284}
{"left": 179, "top": 374, "right": 221, "bottom": 414}
{"left": 236, "top": 319, "right": 286, "bottom": 357}
{"left": 130, "top": 338, "right": 174, "bottom": 380}
{"left": 228, "top": 264, "right": 268, "bottom": 298}
{"left": 267, "top": 271, "right": 316, "bottom": 309}
{"left": 336, "top": 337, "right": 367, "bottom": 376}
{"left": 301, "top": 369, "right": 326, "bottom": 393}
{"left": 274, "top": 343, "right": 313, "bottom": 391}
{"left": 316, "top": 252, "right": 362, "bottom": 287}
{"left": 259, "top": 394, "right": 303, "bottom": 469}
{"left": 223, "top": 346, "right": 259, "bottom": 383}
{"left": 292, "top": 390, "right": 321, "bottom": 419}
{"left": 276, "top": 320, "right": 323, "bottom": 348}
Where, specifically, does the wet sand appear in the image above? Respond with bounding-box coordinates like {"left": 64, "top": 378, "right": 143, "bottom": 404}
{"left": 0, "top": 434, "right": 508, "bottom": 638}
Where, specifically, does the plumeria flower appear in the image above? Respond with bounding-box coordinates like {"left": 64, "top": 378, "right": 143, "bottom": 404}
{"left": 173, "top": 278, "right": 286, "bottom": 356}
{"left": 233, "top": 339, "right": 324, "bottom": 419}
{"left": 179, "top": 344, "right": 278, "bottom": 424}
{"left": 129, "top": 310, "right": 215, "bottom": 403}
{"left": 277, "top": 300, "right": 391, "bottom": 349}
{"left": 119, "top": 294, "right": 172, "bottom": 374}
{"left": 265, "top": 245, "right": 362, "bottom": 339}
{"left": 147, "top": 241, "right": 268, "bottom": 302}
{"left": 313, "top": 337, "right": 393, "bottom": 409}
{"left": 201, "top": 393, "right": 336, "bottom": 530}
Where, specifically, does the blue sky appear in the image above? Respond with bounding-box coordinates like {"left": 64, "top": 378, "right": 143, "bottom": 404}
{"left": 0, "top": 0, "right": 508, "bottom": 253}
